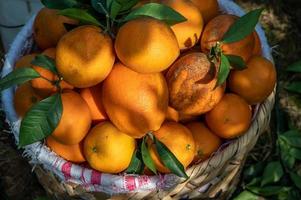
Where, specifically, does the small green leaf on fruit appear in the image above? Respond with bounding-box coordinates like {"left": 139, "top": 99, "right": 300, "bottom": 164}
{"left": 123, "top": 3, "right": 186, "bottom": 25}
{"left": 226, "top": 55, "right": 246, "bottom": 70}
{"left": 31, "top": 55, "right": 58, "bottom": 74}
{"left": 154, "top": 137, "right": 188, "bottom": 179}
{"left": 19, "top": 93, "right": 63, "bottom": 147}
{"left": 141, "top": 137, "right": 157, "bottom": 174}
{"left": 216, "top": 53, "right": 231, "bottom": 87}
{"left": 126, "top": 148, "right": 144, "bottom": 174}
{"left": 0, "top": 68, "right": 40, "bottom": 92}
{"left": 222, "top": 8, "right": 264, "bottom": 43}
{"left": 59, "top": 8, "right": 102, "bottom": 26}
{"left": 261, "top": 161, "right": 284, "bottom": 186}
{"left": 91, "top": 0, "right": 107, "bottom": 14}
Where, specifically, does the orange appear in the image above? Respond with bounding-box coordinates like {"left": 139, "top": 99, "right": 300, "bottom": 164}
{"left": 115, "top": 17, "right": 180, "bottom": 73}
{"left": 33, "top": 8, "right": 77, "bottom": 49}
{"left": 253, "top": 31, "right": 262, "bottom": 56}
{"left": 166, "top": 52, "right": 225, "bottom": 115}
{"left": 191, "top": 0, "right": 219, "bottom": 23}
{"left": 166, "top": 106, "right": 179, "bottom": 122}
{"left": 102, "top": 63, "right": 168, "bottom": 138}
{"left": 14, "top": 54, "right": 37, "bottom": 69}
{"left": 56, "top": 25, "right": 115, "bottom": 88}
{"left": 201, "top": 14, "right": 255, "bottom": 62}
{"left": 13, "top": 83, "right": 42, "bottom": 117}
{"left": 162, "top": 0, "right": 204, "bottom": 50}
{"left": 46, "top": 136, "right": 85, "bottom": 163}
{"left": 228, "top": 56, "right": 276, "bottom": 105}
{"left": 79, "top": 84, "right": 107, "bottom": 124}
{"left": 148, "top": 122, "right": 195, "bottom": 173}
{"left": 186, "top": 122, "right": 221, "bottom": 163}
{"left": 83, "top": 121, "right": 136, "bottom": 173}
{"left": 31, "top": 48, "right": 73, "bottom": 97}
{"left": 179, "top": 113, "right": 198, "bottom": 123}
{"left": 51, "top": 90, "right": 92, "bottom": 145}
{"left": 205, "top": 93, "right": 252, "bottom": 139}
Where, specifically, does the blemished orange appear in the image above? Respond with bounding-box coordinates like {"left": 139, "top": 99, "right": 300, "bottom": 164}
{"left": 83, "top": 121, "right": 136, "bottom": 173}
{"left": 79, "top": 84, "right": 107, "bottom": 124}
{"left": 56, "top": 25, "right": 115, "bottom": 88}
{"left": 46, "top": 136, "right": 85, "bottom": 163}
{"left": 33, "top": 8, "right": 77, "bottom": 50}
{"left": 166, "top": 53, "right": 225, "bottom": 115}
{"left": 115, "top": 17, "right": 180, "bottom": 73}
{"left": 14, "top": 54, "right": 37, "bottom": 69}
{"left": 201, "top": 14, "right": 255, "bottom": 62}
{"left": 162, "top": 0, "right": 204, "bottom": 50}
{"left": 149, "top": 122, "right": 195, "bottom": 173}
{"left": 205, "top": 93, "right": 252, "bottom": 139}
{"left": 228, "top": 56, "right": 276, "bottom": 105}
{"left": 102, "top": 63, "right": 168, "bottom": 138}
{"left": 186, "top": 122, "right": 221, "bottom": 163}
{"left": 13, "top": 83, "right": 42, "bottom": 117}
{"left": 31, "top": 48, "right": 74, "bottom": 97}
{"left": 191, "top": 0, "right": 219, "bottom": 23}
{"left": 253, "top": 31, "right": 262, "bottom": 56}
{"left": 51, "top": 90, "right": 92, "bottom": 145}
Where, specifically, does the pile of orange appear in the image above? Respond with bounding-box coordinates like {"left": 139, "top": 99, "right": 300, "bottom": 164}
{"left": 13, "top": 0, "right": 276, "bottom": 174}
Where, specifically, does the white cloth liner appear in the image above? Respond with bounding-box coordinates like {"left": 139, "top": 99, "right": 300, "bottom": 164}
{"left": 1, "top": 0, "right": 272, "bottom": 195}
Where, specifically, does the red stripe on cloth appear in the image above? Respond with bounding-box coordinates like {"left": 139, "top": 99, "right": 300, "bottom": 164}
{"left": 61, "top": 162, "right": 72, "bottom": 179}
{"left": 91, "top": 170, "right": 102, "bottom": 185}
{"left": 138, "top": 176, "right": 150, "bottom": 187}
{"left": 125, "top": 176, "right": 136, "bottom": 191}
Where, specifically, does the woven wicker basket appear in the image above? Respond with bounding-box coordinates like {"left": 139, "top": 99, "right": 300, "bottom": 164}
{"left": 1, "top": 0, "right": 275, "bottom": 199}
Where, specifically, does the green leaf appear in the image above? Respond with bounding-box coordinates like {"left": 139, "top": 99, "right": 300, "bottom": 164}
{"left": 19, "top": 94, "right": 63, "bottom": 147}
{"left": 285, "top": 82, "right": 301, "bottom": 94}
{"left": 286, "top": 60, "right": 301, "bottom": 73}
{"left": 125, "top": 149, "right": 144, "bottom": 174}
{"left": 91, "top": 0, "right": 106, "bottom": 14}
{"left": 123, "top": 3, "right": 187, "bottom": 25}
{"left": 261, "top": 161, "right": 284, "bottom": 186}
{"left": 41, "top": 0, "right": 81, "bottom": 9}
{"left": 290, "top": 172, "right": 301, "bottom": 190}
{"left": 222, "top": 8, "right": 264, "bottom": 43}
{"left": 289, "top": 148, "right": 301, "bottom": 160}
{"left": 0, "top": 68, "right": 40, "bottom": 92}
{"left": 141, "top": 137, "right": 157, "bottom": 174}
{"left": 246, "top": 177, "right": 262, "bottom": 187}
{"left": 233, "top": 190, "right": 260, "bottom": 200}
{"left": 110, "top": 1, "right": 122, "bottom": 19}
{"left": 59, "top": 8, "right": 102, "bottom": 26}
{"left": 226, "top": 55, "right": 246, "bottom": 70}
{"left": 280, "top": 130, "right": 301, "bottom": 148}
{"left": 216, "top": 53, "right": 231, "bottom": 87}
{"left": 31, "top": 55, "right": 58, "bottom": 74}
{"left": 247, "top": 186, "right": 291, "bottom": 196}
{"left": 244, "top": 162, "right": 264, "bottom": 180}
{"left": 154, "top": 137, "right": 188, "bottom": 179}
{"left": 117, "top": 0, "right": 139, "bottom": 12}
{"left": 279, "top": 138, "right": 296, "bottom": 169}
